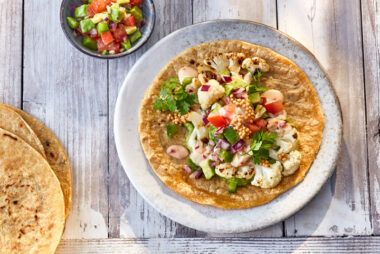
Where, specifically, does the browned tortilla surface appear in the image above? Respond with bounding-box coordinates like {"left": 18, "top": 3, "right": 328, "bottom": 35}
{"left": 139, "top": 40, "right": 324, "bottom": 209}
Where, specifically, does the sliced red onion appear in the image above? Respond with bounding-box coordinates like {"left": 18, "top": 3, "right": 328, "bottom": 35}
{"left": 279, "top": 121, "right": 286, "bottom": 128}
{"left": 231, "top": 140, "right": 246, "bottom": 153}
{"left": 217, "top": 138, "right": 230, "bottom": 150}
{"left": 104, "top": 17, "right": 109, "bottom": 22}
{"left": 195, "top": 145, "right": 200, "bottom": 150}
{"left": 183, "top": 164, "right": 192, "bottom": 174}
{"left": 210, "top": 161, "right": 216, "bottom": 167}
{"left": 138, "top": 19, "right": 146, "bottom": 28}
{"left": 232, "top": 88, "right": 248, "bottom": 99}
{"left": 109, "top": 22, "right": 117, "bottom": 31}
{"left": 200, "top": 85, "right": 210, "bottom": 91}
{"left": 221, "top": 75, "right": 232, "bottom": 83}
{"left": 214, "top": 127, "right": 225, "bottom": 137}
{"left": 190, "top": 170, "right": 203, "bottom": 179}
{"left": 212, "top": 73, "right": 218, "bottom": 80}
{"left": 202, "top": 114, "right": 209, "bottom": 126}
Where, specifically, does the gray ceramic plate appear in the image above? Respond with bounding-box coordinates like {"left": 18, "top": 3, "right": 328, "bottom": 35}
{"left": 114, "top": 20, "right": 342, "bottom": 233}
{"left": 60, "top": 0, "right": 155, "bottom": 59}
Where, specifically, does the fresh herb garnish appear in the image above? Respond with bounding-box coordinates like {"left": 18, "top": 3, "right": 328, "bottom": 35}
{"left": 248, "top": 70, "right": 267, "bottom": 94}
{"left": 153, "top": 78, "right": 197, "bottom": 115}
{"left": 249, "top": 130, "right": 277, "bottom": 164}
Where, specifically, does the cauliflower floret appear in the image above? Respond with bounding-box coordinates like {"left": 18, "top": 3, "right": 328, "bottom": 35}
{"left": 242, "top": 57, "right": 270, "bottom": 73}
{"left": 215, "top": 163, "right": 255, "bottom": 179}
{"left": 197, "top": 79, "right": 225, "bottom": 110}
{"left": 215, "top": 163, "right": 237, "bottom": 178}
{"left": 204, "top": 55, "right": 229, "bottom": 72}
{"left": 251, "top": 161, "right": 282, "bottom": 188}
{"left": 225, "top": 53, "right": 246, "bottom": 78}
{"left": 231, "top": 153, "right": 251, "bottom": 167}
{"left": 282, "top": 150, "right": 301, "bottom": 176}
{"left": 243, "top": 71, "right": 253, "bottom": 84}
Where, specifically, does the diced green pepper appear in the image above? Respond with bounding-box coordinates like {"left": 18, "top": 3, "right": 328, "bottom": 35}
{"left": 97, "top": 22, "right": 109, "bottom": 35}
{"left": 110, "top": 6, "right": 124, "bottom": 23}
{"left": 166, "top": 123, "right": 178, "bottom": 137}
{"left": 80, "top": 19, "right": 95, "bottom": 33}
{"left": 200, "top": 160, "right": 215, "bottom": 180}
{"left": 182, "top": 77, "right": 193, "bottom": 86}
{"left": 223, "top": 127, "right": 239, "bottom": 144}
{"left": 225, "top": 79, "right": 249, "bottom": 96}
{"left": 219, "top": 149, "right": 234, "bottom": 163}
{"left": 248, "top": 92, "right": 261, "bottom": 104}
{"left": 228, "top": 180, "right": 238, "bottom": 193}
{"left": 82, "top": 36, "right": 97, "bottom": 50}
{"left": 129, "top": 28, "right": 141, "bottom": 44}
{"left": 75, "top": 4, "right": 88, "bottom": 18}
{"left": 101, "top": 50, "right": 108, "bottom": 55}
{"left": 66, "top": 17, "right": 79, "bottom": 29}
{"left": 130, "top": 6, "right": 143, "bottom": 22}
{"left": 125, "top": 26, "right": 137, "bottom": 35}
{"left": 187, "top": 158, "right": 199, "bottom": 171}
{"left": 121, "top": 40, "right": 132, "bottom": 50}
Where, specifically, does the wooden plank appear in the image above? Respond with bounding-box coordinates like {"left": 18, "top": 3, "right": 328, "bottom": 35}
{"left": 107, "top": 0, "right": 195, "bottom": 238}
{"left": 191, "top": 0, "right": 282, "bottom": 237}
{"left": 0, "top": 0, "right": 22, "bottom": 106}
{"left": 23, "top": 0, "right": 109, "bottom": 238}
{"left": 57, "top": 237, "right": 380, "bottom": 254}
{"left": 361, "top": 0, "right": 380, "bottom": 234}
{"left": 278, "top": 0, "right": 371, "bottom": 236}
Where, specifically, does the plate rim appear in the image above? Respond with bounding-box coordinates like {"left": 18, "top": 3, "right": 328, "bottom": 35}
{"left": 114, "top": 19, "right": 343, "bottom": 233}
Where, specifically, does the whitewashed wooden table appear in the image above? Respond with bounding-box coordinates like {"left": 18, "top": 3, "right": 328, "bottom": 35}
{"left": 1, "top": 0, "right": 379, "bottom": 253}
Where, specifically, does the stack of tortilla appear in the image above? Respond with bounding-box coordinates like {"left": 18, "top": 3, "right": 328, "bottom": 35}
{"left": 0, "top": 103, "right": 71, "bottom": 253}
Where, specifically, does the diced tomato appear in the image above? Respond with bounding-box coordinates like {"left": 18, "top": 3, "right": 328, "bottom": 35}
{"left": 264, "top": 100, "right": 284, "bottom": 115}
{"left": 91, "top": 0, "right": 107, "bottom": 13}
{"left": 123, "top": 15, "right": 136, "bottom": 26}
{"left": 112, "top": 23, "right": 128, "bottom": 42}
{"left": 220, "top": 104, "right": 236, "bottom": 120}
{"left": 130, "top": 0, "right": 144, "bottom": 6}
{"left": 101, "top": 31, "right": 114, "bottom": 45}
{"left": 253, "top": 119, "right": 268, "bottom": 131}
{"left": 207, "top": 114, "right": 228, "bottom": 128}
{"left": 87, "top": 5, "right": 96, "bottom": 17}
{"left": 97, "top": 38, "right": 120, "bottom": 53}
{"left": 245, "top": 123, "right": 260, "bottom": 133}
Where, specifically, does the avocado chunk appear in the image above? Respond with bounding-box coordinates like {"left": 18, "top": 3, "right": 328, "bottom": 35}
{"left": 200, "top": 159, "right": 215, "bottom": 180}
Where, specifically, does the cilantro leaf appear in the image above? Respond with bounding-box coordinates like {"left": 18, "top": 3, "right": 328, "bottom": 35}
{"left": 250, "top": 130, "right": 277, "bottom": 164}
{"left": 153, "top": 78, "right": 197, "bottom": 115}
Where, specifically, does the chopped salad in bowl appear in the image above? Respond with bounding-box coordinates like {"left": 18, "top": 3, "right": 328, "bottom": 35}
{"left": 154, "top": 53, "right": 302, "bottom": 193}
{"left": 65, "top": 0, "right": 147, "bottom": 55}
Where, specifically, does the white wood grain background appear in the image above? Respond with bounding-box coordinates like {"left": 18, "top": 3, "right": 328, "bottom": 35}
{"left": 0, "top": 0, "right": 379, "bottom": 252}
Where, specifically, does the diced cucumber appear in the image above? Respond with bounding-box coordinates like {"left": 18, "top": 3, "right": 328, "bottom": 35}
{"left": 219, "top": 149, "right": 234, "bottom": 163}
{"left": 200, "top": 160, "right": 215, "bottom": 180}
{"left": 80, "top": 19, "right": 95, "bottom": 33}
{"left": 225, "top": 79, "right": 249, "bottom": 96}
{"left": 75, "top": 4, "right": 88, "bottom": 18}
{"left": 66, "top": 17, "right": 79, "bottom": 29}
{"left": 248, "top": 92, "right": 261, "bottom": 104}
{"left": 129, "top": 28, "right": 141, "bottom": 44}
{"left": 121, "top": 40, "right": 132, "bottom": 50}
{"left": 82, "top": 36, "right": 97, "bottom": 50}
{"left": 187, "top": 158, "right": 199, "bottom": 171}
{"left": 97, "top": 22, "right": 109, "bottom": 35}
{"left": 223, "top": 127, "right": 239, "bottom": 144}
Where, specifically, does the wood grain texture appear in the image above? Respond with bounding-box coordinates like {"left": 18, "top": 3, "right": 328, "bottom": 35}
{"left": 0, "top": 0, "right": 22, "bottom": 106}
{"left": 56, "top": 237, "right": 380, "bottom": 253}
{"left": 107, "top": 0, "right": 196, "bottom": 238}
{"left": 278, "top": 0, "right": 371, "bottom": 236}
{"left": 191, "top": 0, "right": 282, "bottom": 238}
{"left": 23, "top": 0, "right": 109, "bottom": 238}
{"left": 362, "top": 0, "right": 380, "bottom": 234}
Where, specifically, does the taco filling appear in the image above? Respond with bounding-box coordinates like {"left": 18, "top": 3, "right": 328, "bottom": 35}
{"left": 153, "top": 52, "right": 302, "bottom": 193}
